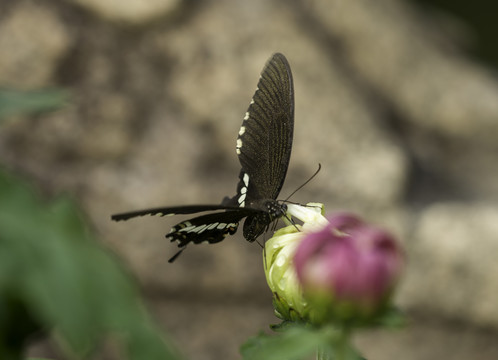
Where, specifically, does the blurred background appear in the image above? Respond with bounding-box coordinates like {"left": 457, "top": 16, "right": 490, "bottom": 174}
{"left": 1, "top": 0, "right": 498, "bottom": 359}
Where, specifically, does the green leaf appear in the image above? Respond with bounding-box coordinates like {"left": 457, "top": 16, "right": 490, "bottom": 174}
{"left": 0, "top": 88, "right": 67, "bottom": 120}
{"left": 0, "top": 168, "right": 182, "bottom": 359}
{"left": 377, "top": 306, "right": 406, "bottom": 328}
{"left": 241, "top": 325, "right": 336, "bottom": 360}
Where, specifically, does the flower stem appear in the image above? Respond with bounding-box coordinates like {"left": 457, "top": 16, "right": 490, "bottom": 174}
{"left": 317, "top": 326, "right": 355, "bottom": 360}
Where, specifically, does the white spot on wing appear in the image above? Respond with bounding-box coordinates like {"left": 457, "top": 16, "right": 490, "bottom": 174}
{"left": 192, "top": 225, "right": 207, "bottom": 233}
{"left": 217, "top": 223, "right": 227, "bottom": 229}
{"left": 207, "top": 222, "right": 219, "bottom": 230}
{"left": 236, "top": 138, "right": 243, "bottom": 154}
{"left": 244, "top": 112, "right": 250, "bottom": 121}
{"left": 179, "top": 225, "right": 195, "bottom": 233}
{"left": 243, "top": 173, "right": 250, "bottom": 187}
{"left": 238, "top": 126, "right": 246, "bottom": 136}
{"left": 238, "top": 193, "right": 247, "bottom": 207}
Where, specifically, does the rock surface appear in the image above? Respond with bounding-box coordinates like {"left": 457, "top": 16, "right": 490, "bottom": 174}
{"left": 65, "top": 0, "right": 181, "bottom": 24}
{"left": 0, "top": 2, "right": 70, "bottom": 87}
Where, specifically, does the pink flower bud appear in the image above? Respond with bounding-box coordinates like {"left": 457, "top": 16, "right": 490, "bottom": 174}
{"left": 294, "top": 213, "right": 403, "bottom": 323}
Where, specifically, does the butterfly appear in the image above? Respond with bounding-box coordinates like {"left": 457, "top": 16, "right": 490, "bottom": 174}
{"left": 112, "top": 53, "right": 294, "bottom": 262}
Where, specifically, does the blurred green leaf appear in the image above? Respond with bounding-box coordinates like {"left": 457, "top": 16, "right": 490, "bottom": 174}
{"left": 240, "top": 325, "right": 336, "bottom": 360}
{"left": 0, "top": 168, "right": 182, "bottom": 360}
{"left": 375, "top": 306, "right": 406, "bottom": 329}
{"left": 241, "top": 324, "right": 366, "bottom": 360}
{"left": 0, "top": 88, "right": 67, "bottom": 120}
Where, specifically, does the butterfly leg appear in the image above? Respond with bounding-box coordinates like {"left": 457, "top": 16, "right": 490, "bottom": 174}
{"left": 168, "top": 246, "right": 186, "bottom": 263}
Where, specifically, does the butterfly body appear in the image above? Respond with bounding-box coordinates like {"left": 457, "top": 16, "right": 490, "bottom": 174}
{"left": 112, "top": 53, "right": 295, "bottom": 260}
{"left": 241, "top": 200, "right": 287, "bottom": 241}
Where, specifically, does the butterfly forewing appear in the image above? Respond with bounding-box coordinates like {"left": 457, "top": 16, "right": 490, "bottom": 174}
{"left": 236, "top": 53, "right": 294, "bottom": 204}
{"left": 111, "top": 204, "right": 247, "bottom": 221}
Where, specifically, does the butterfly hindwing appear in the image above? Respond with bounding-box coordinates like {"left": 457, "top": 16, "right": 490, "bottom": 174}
{"left": 166, "top": 208, "right": 262, "bottom": 246}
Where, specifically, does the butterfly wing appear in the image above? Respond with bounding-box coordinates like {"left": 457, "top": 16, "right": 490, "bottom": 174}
{"left": 233, "top": 53, "right": 294, "bottom": 207}
{"left": 166, "top": 208, "right": 261, "bottom": 246}
{"left": 113, "top": 203, "right": 266, "bottom": 248}
{"left": 111, "top": 204, "right": 245, "bottom": 222}
{"left": 111, "top": 53, "right": 296, "bottom": 259}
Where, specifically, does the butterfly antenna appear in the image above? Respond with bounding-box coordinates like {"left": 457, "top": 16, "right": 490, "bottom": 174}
{"left": 168, "top": 246, "right": 186, "bottom": 263}
{"left": 284, "top": 163, "right": 321, "bottom": 202}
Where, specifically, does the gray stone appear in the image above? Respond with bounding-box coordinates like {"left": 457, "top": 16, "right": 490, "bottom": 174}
{"left": 64, "top": 0, "right": 181, "bottom": 25}
{"left": 401, "top": 203, "right": 498, "bottom": 327}
{"left": 0, "top": 2, "right": 70, "bottom": 87}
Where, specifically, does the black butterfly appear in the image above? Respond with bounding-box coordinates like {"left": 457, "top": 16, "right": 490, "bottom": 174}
{"left": 112, "top": 53, "right": 294, "bottom": 261}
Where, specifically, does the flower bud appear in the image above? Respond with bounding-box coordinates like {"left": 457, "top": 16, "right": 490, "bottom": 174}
{"left": 263, "top": 203, "right": 327, "bottom": 322}
{"left": 294, "top": 213, "right": 404, "bottom": 324}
